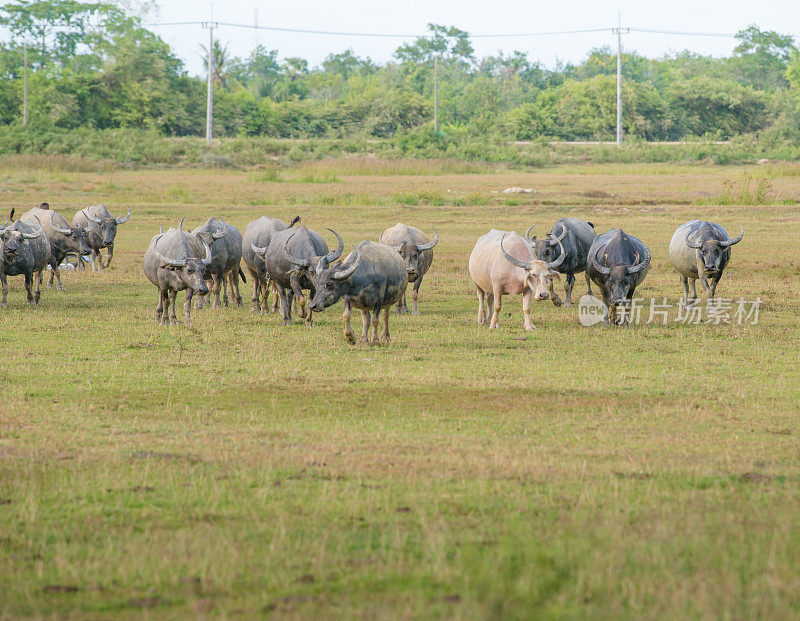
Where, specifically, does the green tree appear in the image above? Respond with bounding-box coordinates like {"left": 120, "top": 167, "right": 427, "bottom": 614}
{"left": 731, "top": 26, "right": 796, "bottom": 90}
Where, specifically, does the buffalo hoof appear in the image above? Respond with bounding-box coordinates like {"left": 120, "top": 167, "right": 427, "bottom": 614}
{"left": 0, "top": 302, "right": 7, "bottom": 309}
{"left": 281, "top": 320, "right": 292, "bottom": 327}
{"left": 563, "top": 301, "right": 573, "bottom": 308}
{"left": 525, "top": 325, "right": 536, "bottom": 331}
{"left": 411, "top": 309, "right": 421, "bottom": 316}
{"left": 551, "top": 296, "right": 562, "bottom": 307}
{"left": 489, "top": 324, "right": 499, "bottom": 329}
{"left": 345, "top": 333, "right": 356, "bottom": 344}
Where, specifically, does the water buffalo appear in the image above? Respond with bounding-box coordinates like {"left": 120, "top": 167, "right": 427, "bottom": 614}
{"left": 254, "top": 225, "right": 343, "bottom": 326}
{"left": 529, "top": 217, "right": 595, "bottom": 307}
{"left": 307, "top": 241, "right": 407, "bottom": 344}
{"left": 378, "top": 223, "right": 439, "bottom": 315}
{"left": 191, "top": 217, "right": 231, "bottom": 309}
{"left": 468, "top": 229, "right": 563, "bottom": 330}
{"left": 586, "top": 228, "right": 651, "bottom": 325}
{"left": 72, "top": 203, "right": 130, "bottom": 271}
{"left": 669, "top": 220, "right": 743, "bottom": 305}
{"left": 143, "top": 218, "right": 212, "bottom": 325}
{"left": 242, "top": 215, "right": 299, "bottom": 313}
{"left": 19, "top": 203, "right": 91, "bottom": 291}
{"left": 0, "top": 217, "right": 50, "bottom": 307}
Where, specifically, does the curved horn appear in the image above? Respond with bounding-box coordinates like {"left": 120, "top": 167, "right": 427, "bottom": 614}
{"left": 212, "top": 218, "right": 228, "bottom": 240}
{"left": 378, "top": 229, "right": 386, "bottom": 244}
{"left": 326, "top": 228, "right": 344, "bottom": 263}
{"left": 524, "top": 225, "right": 536, "bottom": 243}
{"left": 251, "top": 241, "right": 268, "bottom": 256}
{"left": 115, "top": 205, "right": 131, "bottom": 224}
{"left": 22, "top": 215, "right": 46, "bottom": 239}
{"left": 547, "top": 237, "right": 567, "bottom": 270}
{"left": 84, "top": 208, "right": 102, "bottom": 224}
{"left": 50, "top": 212, "right": 73, "bottom": 236}
{"left": 627, "top": 245, "right": 651, "bottom": 275}
{"left": 592, "top": 255, "right": 611, "bottom": 276}
{"left": 550, "top": 222, "right": 567, "bottom": 245}
{"left": 159, "top": 222, "right": 163, "bottom": 234}
{"left": 0, "top": 218, "right": 8, "bottom": 231}
{"left": 153, "top": 246, "right": 186, "bottom": 267}
{"left": 178, "top": 217, "right": 185, "bottom": 233}
{"left": 333, "top": 249, "right": 361, "bottom": 279}
{"left": 201, "top": 242, "right": 213, "bottom": 265}
{"left": 416, "top": 228, "right": 439, "bottom": 251}
{"left": 499, "top": 233, "right": 533, "bottom": 270}
{"left": 719, "top": 224, "right": 744, "bottom": 248}
{"left": 685, "top": 234, "right": 703, "bottom": 249}
{"left": 283, "top": 232, "right": 313, "bottom": 268}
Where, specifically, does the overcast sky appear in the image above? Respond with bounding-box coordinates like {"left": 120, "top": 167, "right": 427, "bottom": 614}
{"left": 147, "top": 0, "right": 797, "bottom": 76}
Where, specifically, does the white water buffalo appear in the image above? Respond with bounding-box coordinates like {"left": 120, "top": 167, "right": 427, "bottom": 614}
{"left": 669, "top": 220, "right": 743, "bottom": 305}
{"left": 142, "top": 218, "right": 212, "bottom": 325}
{"left": 242, "top": 215, "right": 299, "bottom": 313}
{"left": 378, "top": 223, "right": 438, "bottom": 315}
{"left": 307, "top": 241, "right": 407, "bottom": 344}
{"left": 0, "top": 217, "right": 50, "bottom": 307}
{"left": 468, "top": 229, "right": 563, "bottom": 330}
{"left": 19, "top": 203, "right": 92, "bottom": 291}
{"left": 529, "top": 217, "right": 596, "bottom": 307}
{"left": 254, "top": 225, "right": 344, "bottom": 326}
{"left": 586, "top": 229, "right": 651, "bottom": 325}
{"left": 72, "top": 203, "right": 130, "bottom": 271}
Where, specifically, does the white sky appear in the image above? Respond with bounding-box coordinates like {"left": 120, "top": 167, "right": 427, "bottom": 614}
{"left": 147, "top": 0, "right": 796, "bottom": 76}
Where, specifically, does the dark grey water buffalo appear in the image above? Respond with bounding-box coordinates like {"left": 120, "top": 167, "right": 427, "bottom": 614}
{"left": 143, "top": 219, "right": 212, "bottom": 325}
{"left": 254, "top": 225, "right": 343, "bottom": 326}
{"left": 308, "top": 241, "right": 407, "bottom": 344}
{"left": 378, "top": 222, "right": 438, "bottom": 315}
{"left": 669, "top": 220, "right": 743, "bottom": 305}
{"left": 190, "top": 217, "right": 231, "bottom": 309}
{"left": 468, "top": 229, "right": 563, "bottom": 330}
{"left": 242, "top": 215, "right": 300, "bottom": 313}
{"left": 0, "top": 217, "right": 50, "bottom": 307}
{"left": 72, "top": 203, "right": 130, "bottom": 271}
{"left": 19, "top": 203, "right": 91, "bottom": 291}
{"left": 586, "top": 229, "right": 651, "bottom": 325}
{"left": 529, "top": 217, "right": 595, "bottom": 307}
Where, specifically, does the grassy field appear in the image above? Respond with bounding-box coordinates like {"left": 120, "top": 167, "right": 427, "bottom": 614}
{"left": 1, "top": 159, "right": 799, "bottom": 619}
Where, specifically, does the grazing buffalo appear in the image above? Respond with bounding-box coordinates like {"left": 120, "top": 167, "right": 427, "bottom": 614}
{"left": 586, "top": 229, "right": 651, "bottom": 325}
{"left": 669, "top": 220, "right": 744, "bottom": 305}
{"left": 19, "top": 203, "right": 91, "bottom": 291}
{"left": 378, "top": 223, "right": 439, "bottom": 315}
{"left": 468, "top": 229, "right": 563, "bottom": 330}
{"left": 254, "top": 225, "right": 343, "bottom": 326}
{"left": 529, "top": 217, "right": 596, "bottom": 307}
{"left": 0, "top": 217, "right": 50, "bottom": 307}
{"left": 72, "top": 203, "right": 130, "bottom": 271}
{"left": 242, "top": 215, "right": 299, "bottom": 313}
{"left": 190, "top": 217, "right": 233, "bottom": 309}
{"left": 307, "top": 241, "right": 407, "bottom": 344}
{"left": 143, "top": 219, "right": 212, "bottom": 325}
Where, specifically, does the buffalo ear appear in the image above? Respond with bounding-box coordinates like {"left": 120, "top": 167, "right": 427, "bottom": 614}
{"left": 548, "top": 270, "right": 561, "bottom": 281}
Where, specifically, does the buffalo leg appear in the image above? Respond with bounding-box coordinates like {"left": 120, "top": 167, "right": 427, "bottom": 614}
{"left": 410, "top": 278, "right": 423, "bottom": 315}
{"left": 709, "top": 273, "right": 722, "bottom": 306}
{"left": 156, "top": 290, "right": 166, "bottom": 323}
{"left": 547, "top": 277, "right": 562, "bottom": 307}
{"left": 0, "top": 273, "right": 7, "bottom": 308}
{"left": 211, "top": 274, "right": 223, "bottom": 309}
{"left": 489, "top": 286, "right": 502, "bottom": 329}
{"left": 487, "top": 292, "right": 495, "bottom": 325}
{"left": 229, "top": 270, "right": 243, "bottom": 307}
{"left": 222, "top": 276, "right": 229, "bottom": 307}
{"left": 584, "top": 271, "right": 593, "bottom": 296}
{"left": 270, "top": 282, "right": 280, "bottom": 313}
{"left": 24, "top": 272, "right": 34, "bottom": 305}
{"left": 522, "top": 288, "right": 535, "bottom": 330}
{"left": 475, "top": 285, "right": 487, "bottom": 325}
{"left": 360, "top": 309, "right": 371, "bottom": 343}
{"left": 34, "top": 269, "right": 43, "bottom": 304}
{"left": 161, "top": 290, "right": 171, "bottom": 325}
{"left": 370, "top": 308, "right": 381, "bottom": 344}
{"left": 184, "top": 290, "right": 194, "bottom": 325}
{"left": 564, "top": 273, "right": 576, "bottom": 307}
{"left": 691, "top": 279, "right": 698, "bottom": 303}
{"left": 289, "top": 273, "right": 306, "bottom": 321}
{"left": 103, "top": 243, "right": 114, "bottom": 268}
{"left": 381, "top": 307, "right": 390, "bottom": 343}
{"left": 54, "top": 264, "right": 65, "bottom": 291}
{"left": 278, "top": 286, "right": 292, "bottom": 326}
{"left": 343, "top": 299, "right": 356, "bottom": 343}
{"left": 395, "top": 291, "right": 407, "bottom": 314}
{"left": 681, "top": 276, "right": 690, "bottom": 305}
{"left": 698, "top": 273, "right": 711, "bottom": 302}
{"left": 249, "top": 269, "right": 261, "bottom": 312}
{"left": 305, "top": 286, "right": 316, "bottom": 326}
{"left": 601, "top": 291, "right": 612, "bottom": 326}
{"left": 168, "top": 290, "right": 179, "bottom": 325}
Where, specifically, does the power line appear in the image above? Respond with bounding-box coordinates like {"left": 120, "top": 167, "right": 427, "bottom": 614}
{"left": 630, "top": 27, "right": 737, "bottom": 38}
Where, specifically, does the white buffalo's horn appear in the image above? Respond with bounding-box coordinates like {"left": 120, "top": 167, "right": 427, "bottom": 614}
{"left": 719, "top": 224, "right": 744, "bottom": 248}
{"left": 524, "top": 225, "right": 536, "bottom": 243}
{"left": 115, "top": 206, "right": 131, "bottom": 224}
{"left": 50, "top": 212, "right": 73, "bottom": 236}
{"left": 416, "top": 228, "right": 439, "bottom": 251}
{"left": 500, "top": 233, "right": 533, "bottom": 270}
{"left": 332, "top": 250, "right": 361, "bottom": 279}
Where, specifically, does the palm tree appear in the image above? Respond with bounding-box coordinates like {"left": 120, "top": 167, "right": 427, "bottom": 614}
{"left": 200, "top": 40, "right": 230, "bottom": 88}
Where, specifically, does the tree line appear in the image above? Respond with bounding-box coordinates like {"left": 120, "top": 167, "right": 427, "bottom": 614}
{"left": 2, "top": 0, "right": 800, "bottom": 146}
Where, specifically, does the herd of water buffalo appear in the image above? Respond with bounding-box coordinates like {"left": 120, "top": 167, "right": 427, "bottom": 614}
{"left": 0, "top": 202, "right": 744, "bottom": 342}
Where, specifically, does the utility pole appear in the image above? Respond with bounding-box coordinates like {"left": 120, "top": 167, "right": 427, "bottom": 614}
{"left": 612, "top": 19, "right": 629, "bottom": 147}
{"left": 202, "top": 21, "right": 216, "bottom": 146}
{"left": 433, "top": 56, "right": 439, "bottom": 134}
{"left": 23, "top": 45, "right": 28, "bottom": 127}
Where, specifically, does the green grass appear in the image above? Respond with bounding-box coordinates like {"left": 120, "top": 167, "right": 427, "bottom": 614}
{"left": 1, "top": 163, "right": 799, "bottom": 618}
